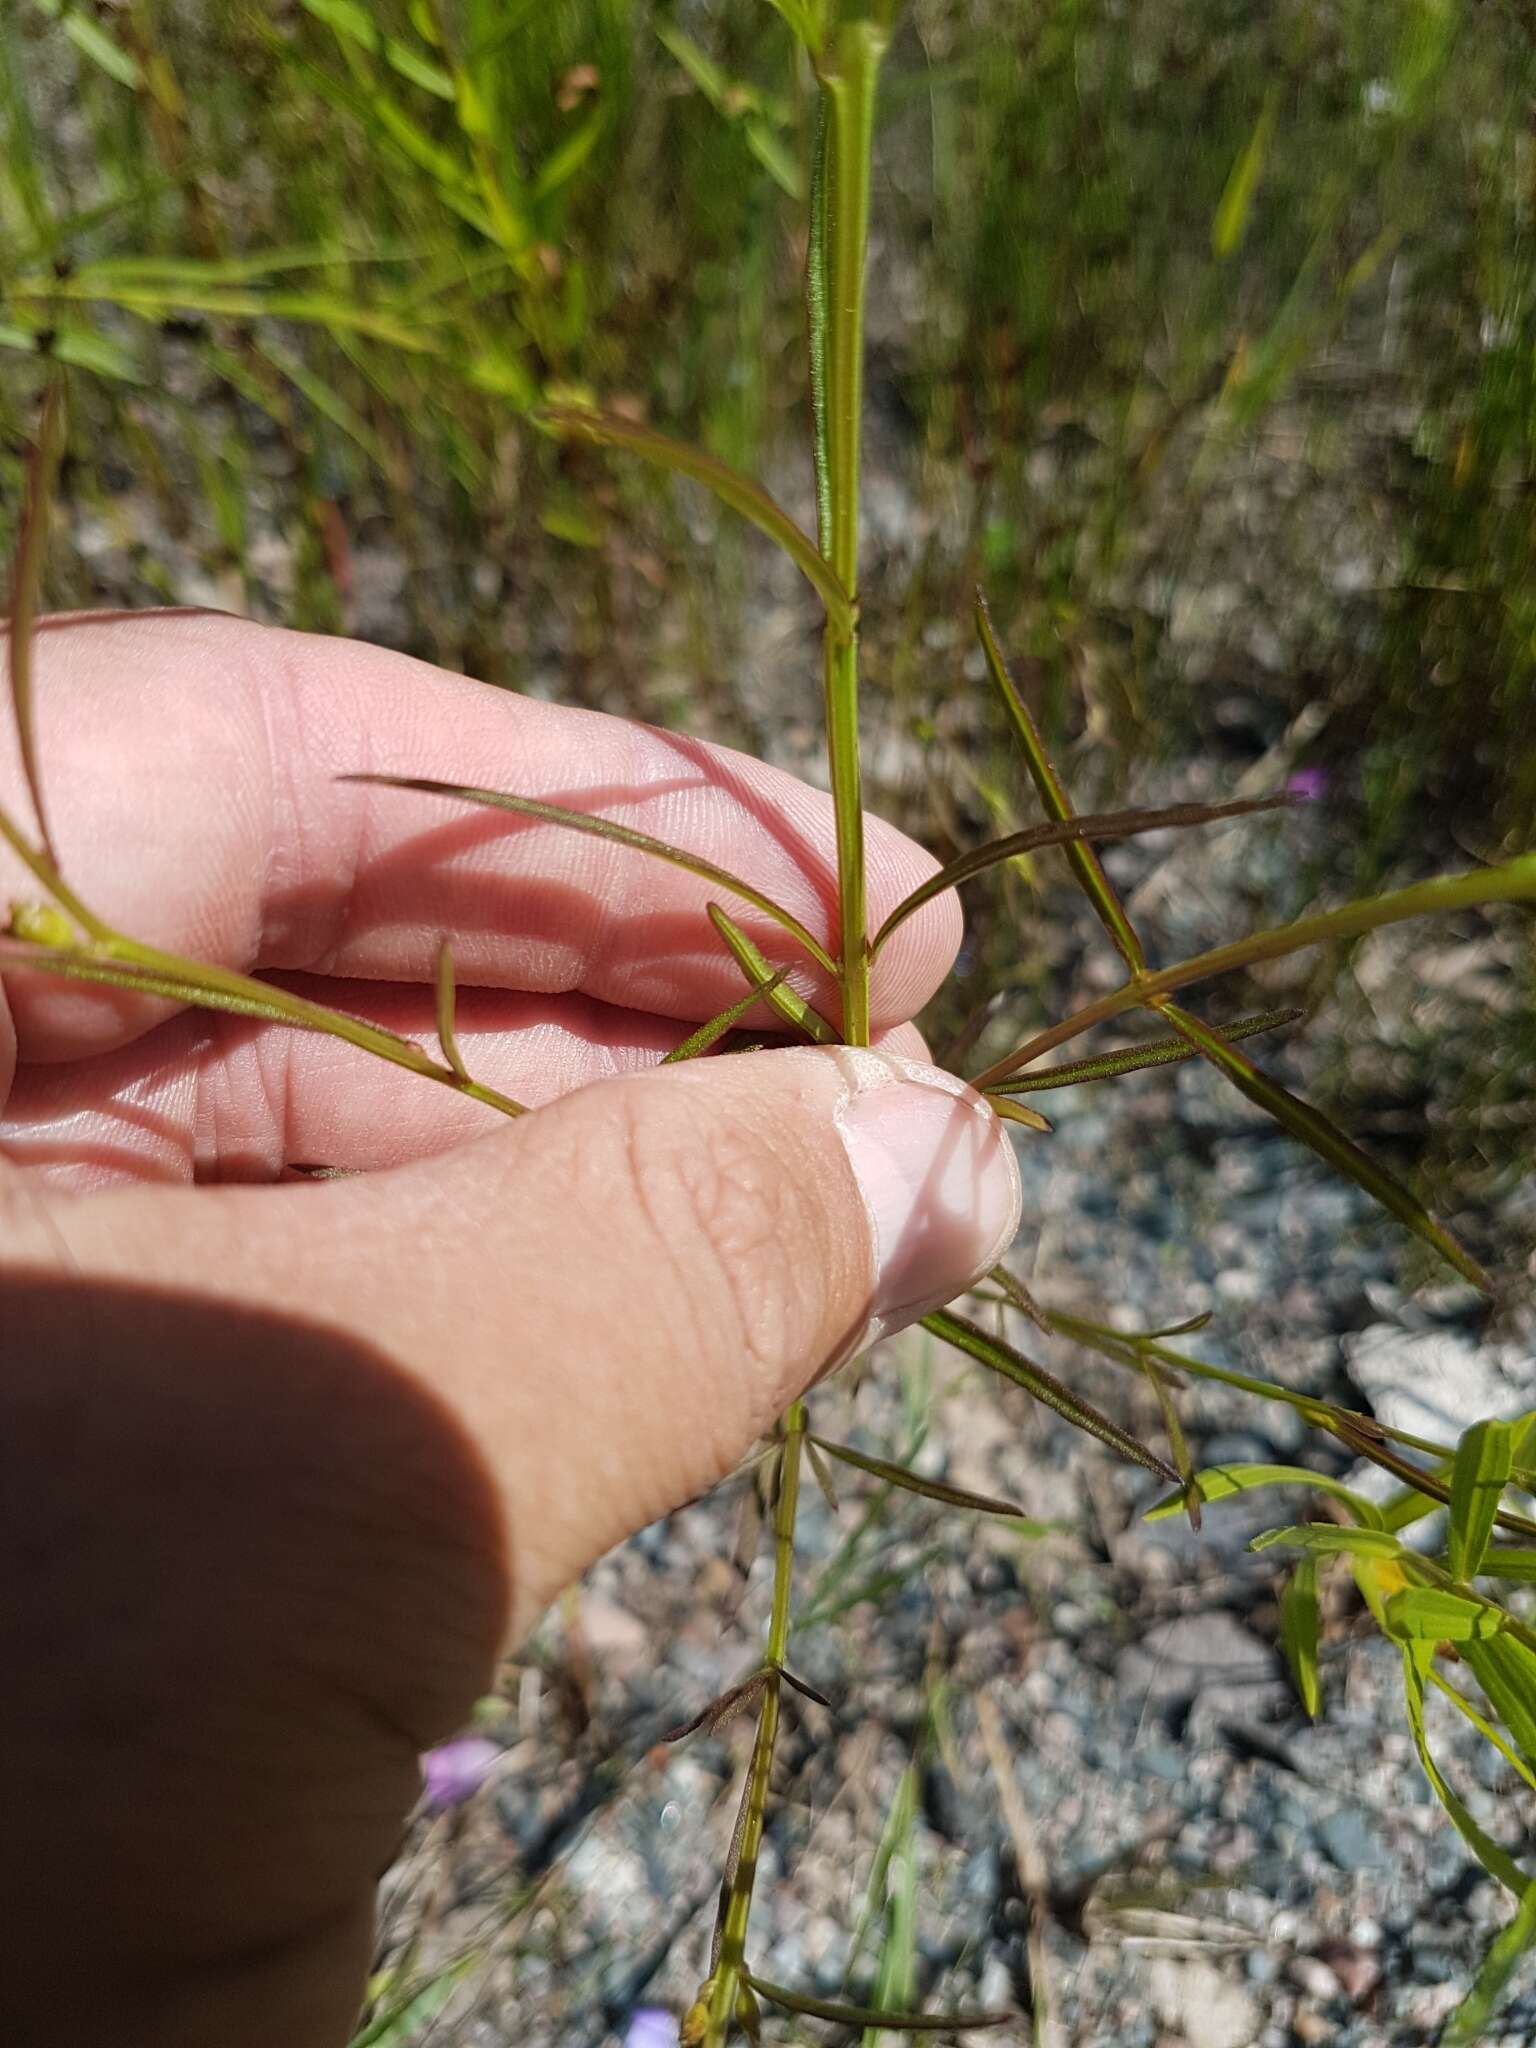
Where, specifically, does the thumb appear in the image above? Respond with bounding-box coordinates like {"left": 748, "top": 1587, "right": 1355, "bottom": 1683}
{"left": 41, "top": 1047, "right": 1021, "bottom": 1636}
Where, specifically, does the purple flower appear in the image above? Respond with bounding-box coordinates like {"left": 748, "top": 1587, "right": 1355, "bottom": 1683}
{"left": 624, "top": 2011, "right": 679, "bottom": 2048}
{"left": 1286, "top": 766, "right": 1328, "bottom": 802}
{"left": 420, "top": 1735, "right": 500, "bottom": 1811}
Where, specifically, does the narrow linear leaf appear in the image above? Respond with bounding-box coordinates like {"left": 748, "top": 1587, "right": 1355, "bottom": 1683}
{"left": 1329, "top": 1415, "right": 1536, "bottom": 1543}
{"left": 990, "top": 1096, "right": 1052, "bottom": 1133}
{"left": 975, "top": 590, "right": 1145, "bottom": 972}
{"left": 988, "top": 1263, "right": 1051, "bottom": 1333}
{"left": 986, "top": 1009, "right": 1302, "bottom": 1096}
{"left": 1251, "top": 1524, "right": 1406, "bottom": 1560}
{"left": 812, "top": 1435, "right": 1035, "bottom": 1521}
{"left": 341, "top": 775, "right": 835, "bottom": 975}
{"left": 779, "top": 1666, "right": 832, "bottom": 1710}
{"left": 539, "top": 408, "right": 854, "bottom": 633}
{"left": 1136, "top": 1352, "right": 1200, "bottom": 1527}
{"left": 923, "top": 1310, "right": 1179, "bottom": 1484}
{"left": 1280, "top": 1557, "right": 1323, "bottom": 1719}
{"left": 1462, "top": 1636, "right": 1536, "bottom": 1768}
{"left": 665, "top": 1671, "right": 772, "bottom": 1745}
{"left": 1397, "top": 1636, "right": 1531, "bottom": 1899}
{"left": 1441, "top": 1882, "right": 1536, "bottom": 2046}
{"left": 1384, "top": 1587, "right": 1505, "bottom": 1643}
{"left": 9, "top": 373, "right": 66, "bottom": 862}
{"left": 873, "top": 797, "right": 1297, "bottom": 956}
{"left": 745, "top": 1974, "right": 1007, "bottom": 2032}
{"left": 663, "top": 970, "right": 790, "bottom": 1063}
{"left": 1145, "top": 1463, "right": 1385, "bottom": 1530}
{"left": 0, "top": 937, "right": 528, "bottom": 1120}
{"left": 1158, "top": 1000, "right": 1488, "bottom": 1290}
{"left": 433, "top": 936, "right": 469, "bottom": 1081}
{"left": 806, "top": 1434, "right": 842, "bottom": 1512}
{"left": 973, "top": 857, "right": 1536, "bottom": 1089}
{"left": 1429, "top": 1670, "right": 1536, "bottom": 1794}
{"left": 1142, "top": 1313, "right": 1215, "bottom": 1338}
{"left": 1212, "top": 90, "right": 1277, "bottom": 258}
{"left": 1449, "top": 1419, "right": 1517, "bottom": 1582}
{"left": 1480, "top": 1550, "right": 1536, "bottom": 1584}
{"left": 707, "top": 903, "right": 838, "bottom": 1043}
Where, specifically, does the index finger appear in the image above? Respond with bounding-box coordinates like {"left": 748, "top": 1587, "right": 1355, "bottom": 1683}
{"left": 0, "top": 612, "right": 961, "bottom": 1065}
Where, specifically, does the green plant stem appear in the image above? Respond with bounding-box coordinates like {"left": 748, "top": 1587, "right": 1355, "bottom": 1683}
{"left": 705, "top": 1402, "right": 806, "bottom": 2045}
{"left": 814, "top": 22, "right": 887, "bottom": 1048}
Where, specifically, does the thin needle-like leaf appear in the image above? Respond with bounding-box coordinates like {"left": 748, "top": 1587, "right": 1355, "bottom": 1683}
{"left": 985, "top": 1008, "right": 1303, "bottom": 1095}
{"left": 990, "top": 1096, "right": 1052, "bottom": 1133}
{"left": 538, "top": 408, "right": 854, "bottom": 633}
{"left": 973, "top": 857, "right": 1536, "bottom": 1088}
{"left": 433, "top": 935, "right": 469, "bottom": 1081}
{"left": 988, "top": 1263, "right": 1052, "bottom": 1333}
{"left": 780, "top": 1667, "right": 832, "bottom": 1710}
{"left": 665, "top": 1671, "right": 772, "bottom": 1745}
{"left": 9, "top": 372, "right": 66, "bottom": 863}
{"left": 1157, "top": 1000, "right": 1489, "bottom": 1290}
{"left": 975, "top": 590, "right": 1146, "bottom": 972}
{"left": 745, "top": 1973, "right": 1008, "bottom": 2031}
{"left": 923, "top": 1309, "right": 1179, "bottom": 1484}
{"left": 812, "top": 1435, "right": 1037, "bottom": 1521}
{"left": 707, "top": 904, "right": 838, "bottom": 1043}
{"left": 806, "top": 1434, "right": 842, "bottom": 1512}
{"left": 342, "top": 773, "right": 837, "bottom": 975}
{"left": 0, "top": 935, "right": 529, "bottom": 1120}
{"left": 662, "top": 969, "right": 791, "bottom": 1062}
{"left": 871, "top": 797, "right": 1297, "bottom": 957}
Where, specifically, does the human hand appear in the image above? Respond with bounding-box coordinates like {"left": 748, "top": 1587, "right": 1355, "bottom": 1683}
{"left": 0, "top": 612, "right": 1020, "bottom": 2045}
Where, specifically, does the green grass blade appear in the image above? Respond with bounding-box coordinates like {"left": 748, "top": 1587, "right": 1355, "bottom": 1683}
{"left": 972, "top": 857, "right": 1536, "bottom": 1088}
{"left": 342, "top": 774, "right": 836, "bottom": 975}
{"left": 538, "top": 408, "right": 854, "bottom": 633}
{"left": 1449, "top": 1419, "right": 1518, "bottom": 1581}
{"left": 986, "top": 1008, "right": 1302, "bottom": 1096}
{"left": 872, "top": 797, "right": 1296, "bottom": 957}
{"left": 922, "top": 1310, "right": 1179, "bottom": 1484}
{"left": 1212, "top": 89, "right": 1277, "bottom": 258}
{"left": 1157, "top": 1000, "right": 1489, "bottom": 1289}
{"left": 1441, "top": 1883, "right": 1536, "bottom": 2046}
{"left": 812, "top": 1435, "right": 1040, "bottom": 1522}
{"left": 746, "top": 1974, "right": 1006, "bottom": 2032}
{"left": 662, "top": 971, "right": 790, "bottom": 1063}
{"left": 975, "top": 590, "right": 1145, "bottom": 972}
{"left": 707, "top": 904, "right": 838, "bottom": 1043}
{"left": 1280, "top": 1557, "right": 1322, "bottom": 1718}
{"left": 9, "top": 373, "right": 66, "bottom": 864}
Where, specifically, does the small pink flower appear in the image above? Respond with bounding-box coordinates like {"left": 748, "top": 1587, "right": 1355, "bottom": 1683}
{"left": 420, "top": 1735, "right": 500, "bottom": 1811}
{"left": 1287, "top": 767, "right": 1327, "bottom": 802}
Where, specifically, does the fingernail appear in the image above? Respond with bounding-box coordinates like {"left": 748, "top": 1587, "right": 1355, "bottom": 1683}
{"left": 832, "top": 1052, "right": 1022, "bottom": 1347}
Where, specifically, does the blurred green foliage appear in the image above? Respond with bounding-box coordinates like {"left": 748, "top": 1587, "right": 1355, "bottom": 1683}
{"left": 1, "top": 0, "right": 1533, "bottom": 841}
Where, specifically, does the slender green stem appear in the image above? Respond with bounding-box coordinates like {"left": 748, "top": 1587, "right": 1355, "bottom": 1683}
{"left": 813, "top": 22, "right": 887, "bottom": 1048}
{"left": 704, "top": 1403, "right": 806, "bottom": 2045}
